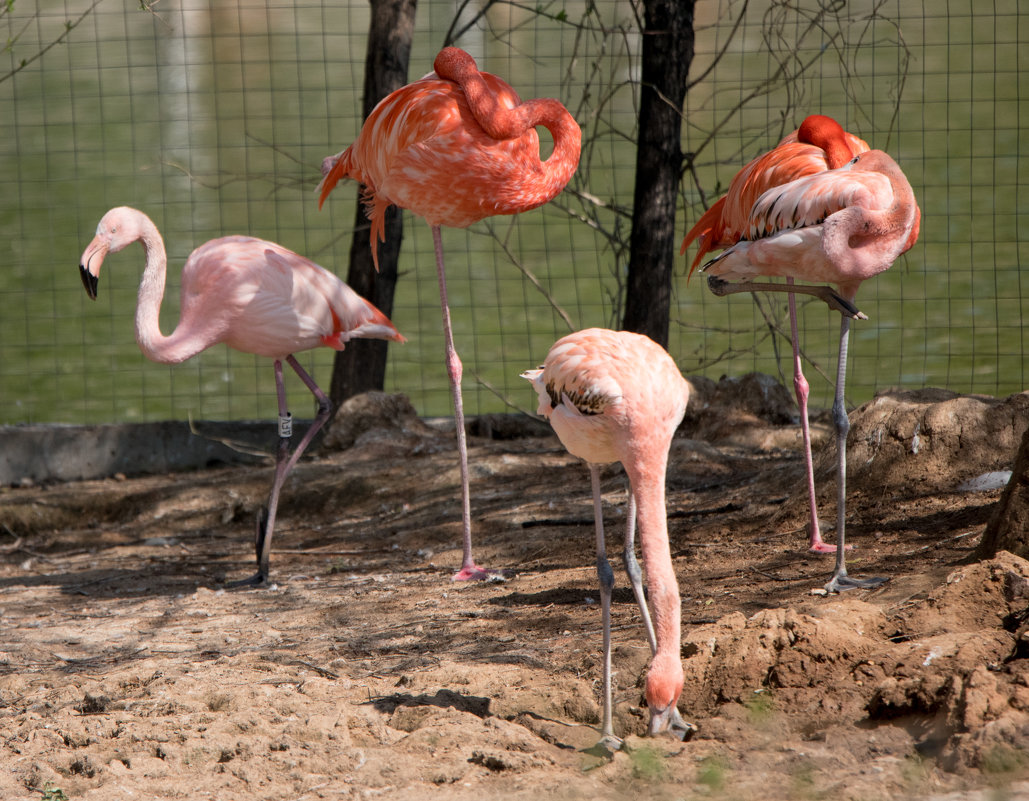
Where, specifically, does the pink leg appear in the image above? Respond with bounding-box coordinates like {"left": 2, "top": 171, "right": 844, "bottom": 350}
{"left": 230, "top": 355, "right": 331, "bottom": 588}
{"left": 787, "top": 284, "right": 835, "bottom": 554}
{"left": 431, "top": 226, "right": 492, "bottom": 582}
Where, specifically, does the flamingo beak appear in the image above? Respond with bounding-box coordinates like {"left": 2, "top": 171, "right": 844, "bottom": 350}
{"left": 647, "top": 703, "right": 695, "bottom": 741}
{"left": 79, "top": 236, "right": 107, "bottom": 300}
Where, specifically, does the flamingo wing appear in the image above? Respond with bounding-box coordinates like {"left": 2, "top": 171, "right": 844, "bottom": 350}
{"left": 184, "top": 238, "right": 399, "bottom": 359}
{"left": 683, "top": 122, "right": 870, "bottom": 274}
{"left": 745, "top": 160, "right": 893, "bottom": 240}
{"left": 260, "top": 247, "right": 403, "bottom": 350}
{"left": 702, "top": 152, "right": 910, "bottom": 287}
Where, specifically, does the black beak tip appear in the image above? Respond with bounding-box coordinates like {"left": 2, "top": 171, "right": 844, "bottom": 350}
{"left": 80, "top": 263, "right": 98, "bottom": 300}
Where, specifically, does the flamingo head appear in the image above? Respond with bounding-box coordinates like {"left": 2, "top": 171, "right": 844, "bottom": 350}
{"left": 645, "top": 653, "right": 689, "bottom": 739}
{"left": 79, "top": 206, "right": 146, "bottom": 300}
{"left": 519, "top": 367, "right": 552, "bottom": 418}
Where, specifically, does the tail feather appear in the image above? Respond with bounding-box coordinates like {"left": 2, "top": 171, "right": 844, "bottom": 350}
{"left": 681, "top": 197, "right": 728, "bottom": 277}
{"left": 350, "top": 302, "right": 406, "bottom": 344}
{"left": 320, "top": 298, "right": 406, "bottom": 351}
{"left": 317, "top": 149, "right": 350, "bottom": 210}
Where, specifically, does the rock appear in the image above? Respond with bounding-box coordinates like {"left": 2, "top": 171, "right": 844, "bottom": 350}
{"left": 322, "top": 392, "right": 436, "bottom": 451}
{"left": 842, "top": 388, "right": 1029, "bottom": 494}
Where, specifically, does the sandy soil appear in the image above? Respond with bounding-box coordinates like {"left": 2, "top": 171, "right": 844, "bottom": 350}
{"left": 2, "top": 380, "right": 1029, "bottom": 801}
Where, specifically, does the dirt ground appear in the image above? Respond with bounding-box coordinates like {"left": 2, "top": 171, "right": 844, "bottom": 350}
{"left": 2, "top": 378, "right": 1029, "bottom": 801}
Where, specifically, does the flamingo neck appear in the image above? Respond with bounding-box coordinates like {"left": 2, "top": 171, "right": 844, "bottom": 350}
{"left": 132, "top": 220, "right": 195, "bottom": 365}
{"left": 826, "top": 154, "right": 920, "bottom": 292}
{"left": 434, "top": 47, "right": 581, "bottom": 200}
{"left": 625, "top": 454, "right": 683, "bottom": 709}
{"left": 514, "top": 97, "right": 582, "bottom": 195}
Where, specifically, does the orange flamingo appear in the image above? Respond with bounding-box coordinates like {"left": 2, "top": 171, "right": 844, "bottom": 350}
{"left": 318, "top": 47, "right": 581, "bottom": 581}
{"left": 682, "top": 117, "right": 920, "bottom": 591}
{"left": 522, "top": 328, "right": 692, "bottom": 747}
{"left": 79, "top": 206, "right": 405, "bottom": 587}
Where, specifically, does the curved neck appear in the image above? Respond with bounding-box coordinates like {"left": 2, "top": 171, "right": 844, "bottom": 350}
{"left": 132, "top": 220, "right": 196, "bottom": 365}
{"left": 435, "top": 48, "right": 581, "bottom": 198}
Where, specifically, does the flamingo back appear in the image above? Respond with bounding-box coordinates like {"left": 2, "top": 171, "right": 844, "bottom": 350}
{"left": 683, "top": 120, "right": 870, "bottom": 274}
{"left": 524, "top": 329, "right": 688, "bottom": 468}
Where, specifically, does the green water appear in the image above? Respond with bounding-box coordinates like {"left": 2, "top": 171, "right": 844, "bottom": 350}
{"left": 0, "top": 0, "right": 1025, "bottom": 427}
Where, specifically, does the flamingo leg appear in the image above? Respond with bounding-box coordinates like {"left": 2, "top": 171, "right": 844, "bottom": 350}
{"left": 589, "top": 464, "right": 621, "bottom": 752}
{"left": 824, "top": 318, "right": 888, "bottom": 592}
{"left": 431, "top": 226, "right": 491, "bottom": 582}
{"left": 707, "top": 275, "right": 867, "bottom": 320}
{"left": 230, "top": 355, "right": 331, "bottom": 588}
{"left": 709, "top": 275, "right": 854, "bottom": 554}
{"left": 622, "top": 491, "right": 657, "bottom": 653}
{"left": 785, "top": 282, "right": 836, "bottom": 554}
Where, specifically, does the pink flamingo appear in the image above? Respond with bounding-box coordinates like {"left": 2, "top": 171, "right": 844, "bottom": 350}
{"left": 682, "top": 118, "right": 920, "bottom": 592}
{"left": 522, "top": 328, "right": 692, "bottom": 747}
{"left": 79, "top": 206, "right": 405, "bottom": 587}
{"left": 318, "top": 46, "right": 581, "bottom": 581}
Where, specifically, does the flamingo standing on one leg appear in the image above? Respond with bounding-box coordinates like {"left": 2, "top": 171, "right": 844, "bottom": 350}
{"left": 522, "top": 328, "right": 692, "bottom": 747}
{"left": 683, "top": 124, "right": 920, "bottom": 591}
{"left": 79, "top": 206, "right": 405, "bottom": 587}
{"left": 318, "top": 46, "right": 581, "bottom": 581}
{"left": 683, "top": 115, "right": 871, "bottom": 555}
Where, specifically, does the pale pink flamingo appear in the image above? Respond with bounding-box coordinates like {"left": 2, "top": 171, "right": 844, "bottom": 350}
{"left": 79, "top": 206, "right": 405, "bottom": 587}
{"left": 522, "top": 328, "right": 692, "bottom": 747}
{"left": 682, "top": 118, "right": 920, "bottom": 592}
{"left": 318, "top": 46, "right": 581, "bottom": 581}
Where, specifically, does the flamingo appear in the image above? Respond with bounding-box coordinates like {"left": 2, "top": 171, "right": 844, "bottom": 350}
{"left": 318, "top": 46, "right": 581, "bottom": 581}
{"left": 78, "top": 206, "right": 405, "bottom": 587}
{"left": 682, "top": 117, "right": 920, "bottom": 592}
{"left": 684, "top": 115, "right": 870, "bottom": 556}
{"left": 522, "top": 328, "right": 692, "bottom": 748}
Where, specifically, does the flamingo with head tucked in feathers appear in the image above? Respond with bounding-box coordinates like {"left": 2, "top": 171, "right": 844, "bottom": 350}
{"left": 79, "top": 206, "right": 405, "bottom": 587}
{"left": 318, "top": 46, "right": 581, "bottom": 581}
{"left": 681, "top": 115, "right": 920, "bottom": 592}
{"left": 522, "top": 328, "right": 693, "bottom": 748}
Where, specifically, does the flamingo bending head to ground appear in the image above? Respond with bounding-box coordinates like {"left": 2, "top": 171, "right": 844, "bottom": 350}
{"left": 682, "top": 117, "right": 920, "bottom": 592}
{"left": 79, "top": 206, "right": 405, "bottom": 587}
{"left": 319, "top": 46, "right": 581, "bottom": 581}
{"left": 522, "top": 328, "right": 693, "bottom": 748}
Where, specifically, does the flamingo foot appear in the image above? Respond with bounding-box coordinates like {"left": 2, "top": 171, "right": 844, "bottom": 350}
{"left": 584, "top": 734, "right": 624, "bottom": 758}
{"left": 808, "top": 542, "right": 855, "bottom": 554}
{"left": 226, "top": 570, "right": 273, "bottom": 589}
{"left": 807, "top": 520, "right": 854, "bottom": 554}
{"left": 451, "top": 563, "right": 509, "bottom": 582}
{"left": 824, "top": 572, "right": 888, "bottom": 593}
{"left": 226, "top": 506, "right": 275, "bottom": 589}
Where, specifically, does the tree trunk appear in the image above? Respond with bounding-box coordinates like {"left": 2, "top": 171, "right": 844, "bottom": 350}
{"left": 621, "top": 0, "right": 694, "bottom": 348}
{"left": 976, "top": 424, "right": 1029, "bottom": 560}
{"left": 329, "top": 0, "right": 417, "bottom": 407}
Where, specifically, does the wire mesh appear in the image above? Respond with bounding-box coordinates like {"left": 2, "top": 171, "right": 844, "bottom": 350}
{"left": 0, "top": 0, "right": 1025, "bottom": 427}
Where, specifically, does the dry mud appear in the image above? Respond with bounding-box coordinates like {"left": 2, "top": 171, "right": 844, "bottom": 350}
{"left": 2, "top": 382, "right": 1028, "bottom": 800}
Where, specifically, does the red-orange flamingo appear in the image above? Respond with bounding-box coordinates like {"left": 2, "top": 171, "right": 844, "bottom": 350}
{"left": 522, "top": 328, "right": 692, "bottom": 747}
{"left": 682, "top": 117, "right": 920, "bottom": 591}
{"left": 318, "top": 47, "right": 581, "bottom": 581}
{"left": 79, "top": 206, "right": 405, "bottom": 587}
